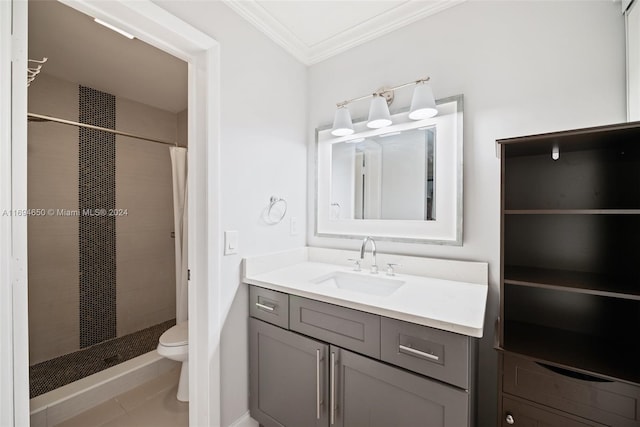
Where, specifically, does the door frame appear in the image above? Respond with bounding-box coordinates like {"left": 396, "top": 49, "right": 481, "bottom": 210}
{"left": 0, "top": 1, "right": 222, "bottom": 425}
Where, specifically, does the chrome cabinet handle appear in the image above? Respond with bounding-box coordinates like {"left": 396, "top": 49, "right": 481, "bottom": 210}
{"left": 316, "top": 349, "right": 321, "bottom": 420}
{"left": 330, "top": 351, "right": 336, "bottom": 425}
{"left": 399, "top": 344, "right": 439, "bottom": 361}
{"left": 255, "top": 302, "right": 275, "bottom": 312}
{"left": 505, "top": 413, "right": 514, "bottom": 424}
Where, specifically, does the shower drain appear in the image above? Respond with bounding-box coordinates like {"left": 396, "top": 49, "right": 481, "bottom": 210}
{"left": 103, "top": 354, "right": 121, "bottom": 365}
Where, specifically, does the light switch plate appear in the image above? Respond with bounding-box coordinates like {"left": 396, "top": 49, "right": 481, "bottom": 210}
{"left": 224, "top": 230, "right": 238, "bottom": 255}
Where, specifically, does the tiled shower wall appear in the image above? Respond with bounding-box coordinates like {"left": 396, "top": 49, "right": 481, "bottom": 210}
{"left": 27, "top": 73, "right": 179, "bottom": 364}
{"left": 79, "top": 86, "right": 117, "bottom": 348}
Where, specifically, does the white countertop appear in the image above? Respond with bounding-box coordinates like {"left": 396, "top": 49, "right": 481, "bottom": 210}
{"left": 243, "top": 248, "right": 489, "bottom": 338}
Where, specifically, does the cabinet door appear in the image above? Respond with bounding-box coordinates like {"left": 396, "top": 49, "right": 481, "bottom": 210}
{"left": 331, "top": 346, "right": 469, "bottom": 427}
{"left": 250, "top": 318, "right": 329, "bottom": 427}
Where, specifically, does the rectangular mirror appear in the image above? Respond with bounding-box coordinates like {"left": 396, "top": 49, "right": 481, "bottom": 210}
{"left": 315, "top": 94, "right": 463, "bottom": 244}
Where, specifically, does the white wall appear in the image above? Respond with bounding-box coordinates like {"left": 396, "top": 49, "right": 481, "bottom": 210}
{"left": 307, "top": 2, "right": 625, "bottom": 425}
{"left": 152, "top": 2, "right": 307, "bottom": 425}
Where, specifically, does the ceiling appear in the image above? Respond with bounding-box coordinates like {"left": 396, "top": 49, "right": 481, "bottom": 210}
{"left": 28, "top": 0, "right": 188, "bottom": 113}
{"left": 27, "top": 1, "right": 462, "bottom": 113}
{"left": 223, "top": 0, "right": 465, "bottom": 65}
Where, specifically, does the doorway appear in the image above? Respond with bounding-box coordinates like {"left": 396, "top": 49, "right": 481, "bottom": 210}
{"left": 2, "top": 1, "right": 221, "bottom": 425}
{"left": 28, "top": 1, "right": 187, "bottom": 399}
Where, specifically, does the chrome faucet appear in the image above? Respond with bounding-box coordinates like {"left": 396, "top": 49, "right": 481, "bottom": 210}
{"left": 360, "top": 236, "right": 378, "bottom": 274}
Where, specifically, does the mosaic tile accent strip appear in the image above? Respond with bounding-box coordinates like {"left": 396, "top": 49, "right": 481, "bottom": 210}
{"left": 79, "top": 86, "right": 117, "bottom": 348}
{"left": 29, "top": 319, "right": 176, "bottom": 398}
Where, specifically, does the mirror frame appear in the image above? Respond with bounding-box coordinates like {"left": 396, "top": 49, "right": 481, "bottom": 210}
{"left": 315, "top": 94, "right": 463, "bottom": 245}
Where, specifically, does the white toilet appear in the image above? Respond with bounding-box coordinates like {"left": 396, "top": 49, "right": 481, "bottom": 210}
{"left": 157, "top": 321, "right": 189, "bottom": 401}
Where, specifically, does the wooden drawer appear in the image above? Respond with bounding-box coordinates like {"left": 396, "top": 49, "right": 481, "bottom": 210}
{"left": 502, "top": 396, "right": 606, "bottom": 427}
{"left": 249, "top": 286, "right": 289, "bottom": 329}
{"left": 380, "top": 317, "right": 470, "bottom": 389}
{"left": 289, "top": 296, "right": 380, "bottom": 358}
{"left": 503, "top": 353, "right": 640, "bottom": 427}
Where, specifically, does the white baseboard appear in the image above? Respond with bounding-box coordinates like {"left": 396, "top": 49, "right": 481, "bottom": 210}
{"left": 228, "top": 411, "right": 259, "bottom": 427}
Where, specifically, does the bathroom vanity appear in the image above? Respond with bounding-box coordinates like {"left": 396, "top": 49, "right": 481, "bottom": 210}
{"left": 243, "top": 247, "right": 488, "bottom": 427}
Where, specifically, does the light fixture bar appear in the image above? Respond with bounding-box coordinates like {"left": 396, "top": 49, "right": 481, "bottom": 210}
{"left": 336, "top": 77, "right": 430, "bottom": 108}
{"left": 94, "top": 18, "right": 135, "bottom": 39}
{"left": 331, "top": 76, "right": 435, "bottom": 136}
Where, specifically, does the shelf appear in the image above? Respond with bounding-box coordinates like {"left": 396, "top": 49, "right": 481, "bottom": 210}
{"left": 503, "top": 321, "right": 640, "bottom": 385}
{"left": 499, "top": 122, "right": 640, "bottom": 397}
{"left": 497, "top": 121, "right": 640, "bottom": 156}
{"left": 504, "top": 209, "right": 640, "bottom": 215}
{"left": 503, "top": 266, "right": 640, "bottom": 300}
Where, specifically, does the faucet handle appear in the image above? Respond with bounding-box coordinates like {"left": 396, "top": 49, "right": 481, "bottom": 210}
{"left": 347, "top": 258, "right": 362, "bottom": 272}
{"left": 386, "top": 263, "right": 401, "bottom": 276}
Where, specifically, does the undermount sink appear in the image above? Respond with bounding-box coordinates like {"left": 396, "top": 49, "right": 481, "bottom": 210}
{"left": 311, "top": 271, "right": 405, "bottom": 297}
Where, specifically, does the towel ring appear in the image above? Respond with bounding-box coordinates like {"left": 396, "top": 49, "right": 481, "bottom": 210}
{"left": 265, "top": 196, "right": 287, "bottom": 225}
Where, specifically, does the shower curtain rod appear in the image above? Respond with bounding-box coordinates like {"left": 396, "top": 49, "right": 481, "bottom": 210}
{"left": 27, "top": 112, "right": 179, "bottom": 147}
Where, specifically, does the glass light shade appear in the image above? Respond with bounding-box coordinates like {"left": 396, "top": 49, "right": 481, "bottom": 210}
{"left": 331, "top": 107, "right": 354, "bottom": 136}
{"left": 367, "top": 95, "right": 392, "bottom": 128}
{"left": 409, "top": 83, "right": 437, "bottom": 120}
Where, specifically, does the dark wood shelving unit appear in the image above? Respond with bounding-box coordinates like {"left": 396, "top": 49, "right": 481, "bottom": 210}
{"left": 503, "top": 265, "right": 640, "bottom": 300}
{"left": 497, "top": 121, "right": 640, "bottom": 427}
{"left": 503, "top": 320, "right": 640, "bottom": 385}
{"left": 505, "top": 209, "right": 640, "bottom": 215}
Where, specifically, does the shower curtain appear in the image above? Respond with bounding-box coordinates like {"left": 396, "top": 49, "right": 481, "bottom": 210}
{"left": 170, "top": 147, "right": 188, "bottom": 323}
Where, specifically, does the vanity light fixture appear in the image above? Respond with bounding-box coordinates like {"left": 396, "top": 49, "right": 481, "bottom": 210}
{"left": 330, "top": 77, "right": 437, "bottom": 136}
{"left": 552, "top": 143, "right": 560, "bottom": 161}
{"left": 367, "top": 94, "right": 392, "bottom": 128}
{"left": 408, "top": 81, "right": 437, "bottom": 120}
{"left": 331, "top": 106, "right": 354, "bottom": 136}
{"left": 94, "top": 18, "right": 135, "bottom": 40}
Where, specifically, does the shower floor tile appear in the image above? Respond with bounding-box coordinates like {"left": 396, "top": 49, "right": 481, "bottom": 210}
{"left": 54, "top": 367, "right": 187, "bottom": 427}
{"left": 30, "top": 319, "right": 175, "bottom": 398}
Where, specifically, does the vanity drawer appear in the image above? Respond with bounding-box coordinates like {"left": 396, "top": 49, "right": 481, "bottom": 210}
{"left": 502, "top": 396, "right": 606, "bottom": 427}
{"left": 503, "top": 353, "right": 640, "bottom": 427}
{"left": 289, "top": 296, "right": 380, "bottom": 358}
{"left": 249, "top": 286, "right": 289, "bottom": 329}
{"left": 380, "top": 317, "right": 470, "bottom": 389}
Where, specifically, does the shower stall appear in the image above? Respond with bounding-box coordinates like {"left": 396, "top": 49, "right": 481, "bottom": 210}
{"left": 27, "top": 72, "right": 188, "bottom": 398}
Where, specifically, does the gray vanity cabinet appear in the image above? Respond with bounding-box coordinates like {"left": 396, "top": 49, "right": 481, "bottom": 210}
{"left": 249, "top": 285, "right": 474, "bottom": 427}
{"left": 332, "top": 346, "right": 468, "bottom": 427}
{"left": 249, "top": 318, "right": 329, "bottom": 427}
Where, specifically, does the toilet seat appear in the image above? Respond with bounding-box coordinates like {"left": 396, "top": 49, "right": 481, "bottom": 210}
{"left": 159, "top": 322, "right": 188, "bottom": 347}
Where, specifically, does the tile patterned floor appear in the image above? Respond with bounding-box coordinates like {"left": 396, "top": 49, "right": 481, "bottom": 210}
{"left": 30, "top": 319, "right": 175, "bottom": 398}
{"left": 54, "top": 367, "right": 188, "bottom": 427}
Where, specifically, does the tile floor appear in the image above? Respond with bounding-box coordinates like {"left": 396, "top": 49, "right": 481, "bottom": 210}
{"left": 54, "top": 367, "right": 188, "bottom": 427}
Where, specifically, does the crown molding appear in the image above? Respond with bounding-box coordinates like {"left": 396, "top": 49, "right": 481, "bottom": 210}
{"left": 223, "top": 0, "right": 466, "bottom": 65}
{"left": 222, "top": 0, "right": 310, "bottom": 62}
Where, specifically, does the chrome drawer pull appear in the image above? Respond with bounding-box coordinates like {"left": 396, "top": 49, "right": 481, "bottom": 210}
{"left": 399, "top": 344, "right": 439, "bottom": 361}
{"left": 330, "top": 351, "right": 336, "bottom": 425}
{"left": 255, "top": 302, "right": 275, "bottom": 312}
{"left": 316, "top": 349, "right": 321, "bottom": 420}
